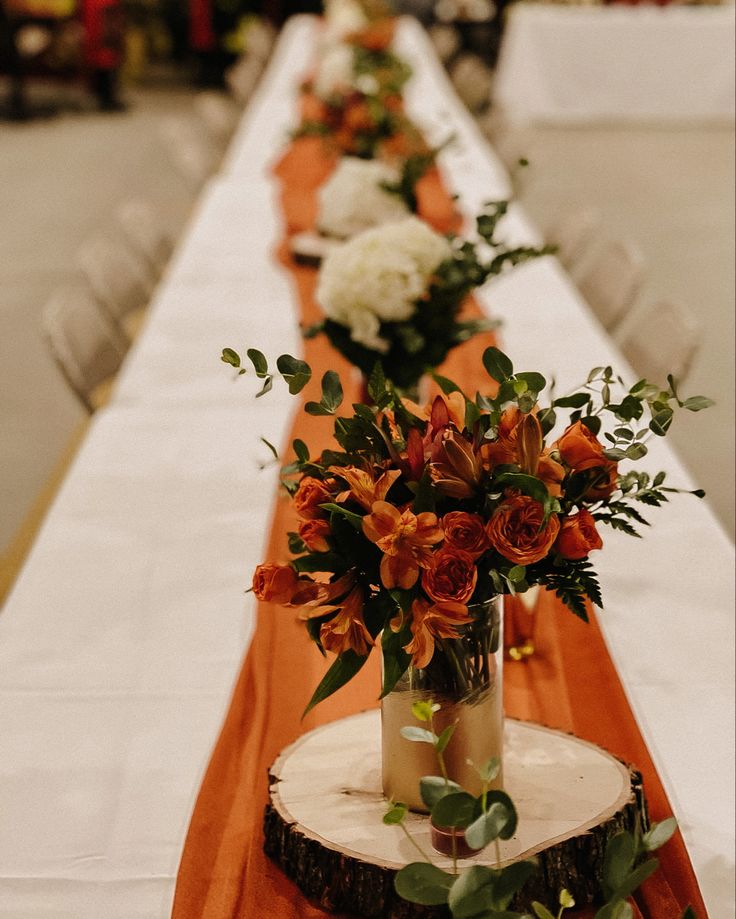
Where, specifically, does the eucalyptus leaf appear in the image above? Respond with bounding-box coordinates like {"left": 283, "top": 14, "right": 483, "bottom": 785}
{"left": 465, "top": 801, "right": 512, "bottom": 849}
{"left": 483, "top": 347, "right": 514, "bottom": 383}
{"left": 411, "top": 700, "right": 439, "bottom": 722}
{"left": 559, "top": 888, "right": 575, "bottom": 908}
{"left": 613, "top": 857, "right": 660, "bottom": 899}
{"left": 256, "top": 376, "right": 273, "bottom": 398}
{"left": 516, "top": 371, "right": 546, "bottom": 393}
{"left": 602, "top": 832, "right": 635, "bottom": 894}
{"left": 400, "top": 726, "right": 436, "bottom": 745}
{"left": 553, "top": 392, "right": 590, "bottom": 409}
{"left": 431, "top": 791, "right": 476, "bottom": 829}
{"left": 321, "top": 370, "right": 344, "bottom": 412}
{"left": 492, "top": 860, "right": 538, "bottom": 905}
{"left": 383, "top": 802, "right": 407, "bottom": 825}
{"left": 642, "top": 817, "right": 677, "bottom": 852}
{"left": 682, "top": 395, "right": 714, "bottom": 412}
{"left": 260, "top": 437, "right": 278, "bottom": 460}
{"left": 476, "top": 756, "right": 501, "bottom": 783}
{"left": 419, "top": 775, "right": 463, "bottom": 809}
{"left": 394, "top": 862, "right": 454, "bottom": 906}
{"left": 447, "top": 865, "right": 497, "bottom": 917}
{"left": 532, "top": 903, "right": 555, "bottom": 919}
{"left": 435, "top": 723, "right": 456, "bottom": 754}
{"left": 277, "top": 354, "right": 312, "bottom": 394}
{"left": 247, "top": 348, "right": 268, "bottom": 378}
{"left": 596, "top": 901, "right": 634, "bottom": 919}
{"left": 221, "top": 347, "right": 241, "bottom": 368}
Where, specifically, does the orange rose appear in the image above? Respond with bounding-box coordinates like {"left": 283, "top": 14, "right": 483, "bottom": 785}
{"left": 344, "top": 101, "right": 374, "bottom": 132}
{"left": 294, "top": 476, "right": 334, "bottom": 520}
{"left": 557, "top": 421, "right": 607, "bottom": 472}
{"left": 300, "top": 92, "right": 329, "bottom": 124}
{"left": 298, "top": 518, "right": 332, "bottom": 553}
{"left": 556, "top": 509, "right": 603, "bottom": 560}
{"left": 584, "top": 460, "right": 619, "bottom": 501}
{"left": 252, "top": 563, "right": 299, "bottom": 603}
{"left": 422, "top": 548, "right": 478, "bottom": 604}
{"left": 486, "top": 494, "right": 560, "bottom": 566}
{"left": 442, "top": 512, "right": 489, "bottom": 558}
{"left": 347, "top": 18, "right": 396, "bottom": 51}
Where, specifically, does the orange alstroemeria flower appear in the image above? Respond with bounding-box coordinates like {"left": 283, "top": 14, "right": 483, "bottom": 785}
{"left": 430, "top": 429, "right": 484, "bottom": 499}
{"left": 481, "top": 407, "right": 564, "bottom": 497}
{"left": 316, "top": 587, "right": 374, "bottom": 657}
{"left": 333, "top": 466, "right": 402, "bottom": 511}
{"left": 363, "top": 501, "right": 443, "bottom": 589}
{"left": 404, "top": 597, "right": 473, "bottom": 670}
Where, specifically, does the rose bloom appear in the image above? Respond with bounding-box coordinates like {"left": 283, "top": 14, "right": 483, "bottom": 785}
{"left": 442, "top": 511, "right": 489, "bottom": 558}
{"left": 298, "top": 518, "right": 332, "bottom": 552}
{"left": 422, "top": 548, "right": 478, "bottom": 604}
{"left": 556, "top": 508, "right": 603, "bottom": 560}
{"left": 252, "top": 563, "right": 299, "bottom": 604}
{"left": 557, "top": 420, "right": 607, "bottom": 472}
{"left": 486, "top": 494, "right": 560, "bottom": 566}
{"left": 294, "top": 476, "right": 334, "bottom": 520}
{"left": 584, "top": 460, "right": 619, "bottom": 501}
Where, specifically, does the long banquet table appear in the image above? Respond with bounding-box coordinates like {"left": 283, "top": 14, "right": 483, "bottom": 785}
{"left": 0, "top": 16, "right": 733, "bottom": 919}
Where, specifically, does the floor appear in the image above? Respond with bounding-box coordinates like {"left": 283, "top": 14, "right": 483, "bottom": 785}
{"left": 0, "top": 83, "right": 733, "bottom": 573}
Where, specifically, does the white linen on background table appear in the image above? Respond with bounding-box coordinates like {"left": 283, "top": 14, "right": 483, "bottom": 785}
{"left": 494, "top": 4, "right": 736, "bottom": 124}
{"left": 0, "top": 15, "right": 732, "bottom": 919}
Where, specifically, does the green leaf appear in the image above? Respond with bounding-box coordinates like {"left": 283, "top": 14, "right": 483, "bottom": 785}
{"left": 642, "top": 817, "right": 677, "bottom": 851}
{"left": 431, "top": 792, "right": 477, "bottom": 829}
{"left": 260, "top": 437, "right": 278, "bottom": 460}
{"left": 493, "top": 860, "right": 538, "bottom": 905}
{"left": 681, "top": 907, "right": 697, "bottom": 919}
{"left": 411, "top": 700, "right": 439, "bottom": 722}
{"left": 553, "top": 392, "right": 590, "bottom": 408}
{"left": 368, "top": 361, "right": 387, "bottom": 403}
{"left": 476, "top": 756, "right": 501, "bottom": 783}
{"left": 293, "top": 439, "right": 309, "bottom": 464}
{"left": 596, "top": 901, "right": 634, "bottom": 919}
{"left": 394, "top": 862, "right": 454, "bottom": 906}
{"left": 320, "top": 503, "right": 363, "bottom": 530}
{"left": 614, "top": 857, "right": 660, "bottom": 900}
{"left": 419, "top": 775, "right": 463, "bottom": 809}
{"left": 516, "top": 372, "right": 546, "bottom": 394}
{"left": 649, "top": 408, "right": 673, "bottom": 436}
{"left": 322, "top": 370, "right": 344, "bottom": 409}
{"left": 682, "top": 395, "right": 714, "bottom": 412}
{"left": 483, "top": 347, "right": 514, "bottom": 383}
{"left": 380, "top": 627, "right": 411, "bottom": 698}
{"left": 256, "top": 376, "right": 273, "bottom": 398}
{"left": 559, "top": 888, "right": 575, "bottom": 908}
{"left": 435, "top": 723, "right": 456, "bottom": 754}
{"left": 247, "top": 348, "right": 268, "bottom": 378}
{"left": 304, "top": 401, "right": 333, "bottom": 416}
{"left": 303, "top": 651, "right": 368, "bottom": 716}
{"left": 465, "top": 801, "right": 513, "bottom": 849}
{"left": 603, "top": 832, "right": 636, "bottom": 894}
{"left": 532, "top": 903, "right": 556, "bottom": 919}
{"left": 625, "top": 442, "right": 648, "bottom": 461}
{"left": 432, "top": 372, "right": 462, "bottom": 395}
{"left": 400, "top": 726, "right": 436, "bottom": 745}
{"left": 277, "top": 354, "right": 312, "bottom": 394}
{"left": 383, "top": 802, "right": 407, "bottom": 825}
{"left": 492, "top": 473, "right": 556, "bottom": 512}
{"left": 221, "top": 347, "right": 241, "bottom": 368}
{"left": 447, "top": 865, "right": 497, "bottom": 917}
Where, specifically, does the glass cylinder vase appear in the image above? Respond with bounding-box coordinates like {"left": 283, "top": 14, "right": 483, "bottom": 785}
{"left": 381, "top": 597, "right": 504, "bottom": 813}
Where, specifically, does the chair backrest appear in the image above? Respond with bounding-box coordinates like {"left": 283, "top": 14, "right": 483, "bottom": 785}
{"left": 41, "top": 284, "right": 129, "bottom": 413}
{"left": 194, "top": 91, "right": 239, "bottom": 143}
{"left": 619, "top": 299, "right": 702, "bottom": 386}
{"left": 77, "top": 234, "right": 153, "bottom": 329}
{"left": 115, "top": 198, "right": 173, "bottom": 276}
{"left": 578, "top": 239, "right": 645, "bottom": 331}
{"left": 158, "top": 115, "right": 219, "bottom": 187}
{"left": 547, "top": 207, "right": 601, "bottom": 272}
{"left": 225, "top": 54, "right": 263, "bottom": 106}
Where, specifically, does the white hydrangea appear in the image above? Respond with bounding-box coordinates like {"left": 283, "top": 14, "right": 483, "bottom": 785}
{"left": 322, "top": 0, "right": 369, "bottom": 44}
{"left": 317, "top": 157, "right": 410, "bottom": 239}
{"left": 316, "top": 216, "right": 452, "bottom": 352}
{"left": 314, "top": 44, "right": 355, "bottom": 100}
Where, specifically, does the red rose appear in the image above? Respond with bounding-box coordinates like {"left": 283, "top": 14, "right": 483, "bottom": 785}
{"left": 486, "top": 494, "right": 560, "bottom": 566}
{"left": 442, "top": 511, "right": 489, "bottom": 558}
{"left": 556, "top": 509, "right": 604, "bottom": 560}
{"left": 422, "top": 548, "right": 478, "bottom": 604}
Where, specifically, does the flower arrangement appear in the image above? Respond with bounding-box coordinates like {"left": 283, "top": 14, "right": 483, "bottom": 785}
{"left": 316, "top": 156, "right": 411, "bottom": 239}
{"left": 311, "top": 203, "right": 550, "bottom": 390}
{"left": 221, "top": 344, "right": 711, "bottom": 714}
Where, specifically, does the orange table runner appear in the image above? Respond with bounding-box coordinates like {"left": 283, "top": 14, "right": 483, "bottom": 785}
{"left": 172, "top": 138, "right": 707, "bottom": 919}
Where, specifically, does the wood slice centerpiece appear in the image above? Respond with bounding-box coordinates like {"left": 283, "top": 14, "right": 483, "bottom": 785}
{"left": 264, "top": 710, "right": 647, "bottom": 917}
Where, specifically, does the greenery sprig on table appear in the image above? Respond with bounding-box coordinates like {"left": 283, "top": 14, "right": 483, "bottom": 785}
{"left": 384, "top": 701, "right": 696, "bottom": 919}
{"left": 222, "top": 343, "right": 711, "bottom": 713}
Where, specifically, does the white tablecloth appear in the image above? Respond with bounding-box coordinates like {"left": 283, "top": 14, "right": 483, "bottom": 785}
{"left": 494, "top": 4, "right": 736, "bottom": 124}
{"left": 0, "top": 16, "right": 733, "bottom": 918}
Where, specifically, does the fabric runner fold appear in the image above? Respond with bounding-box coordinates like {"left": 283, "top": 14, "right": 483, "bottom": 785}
{"left": 172, "top": 135, "right": 707, "bottom": 919}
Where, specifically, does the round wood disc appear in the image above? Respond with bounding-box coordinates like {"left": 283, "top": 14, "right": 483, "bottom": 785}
{"left": 264, "top": 710, "right": 646, "bottom": 916}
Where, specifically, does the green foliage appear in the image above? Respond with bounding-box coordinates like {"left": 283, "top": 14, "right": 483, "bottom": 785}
{"left": 419, "top": 775, "right": 463, "bottom": 809}
{"left": 394, "top": 863, "right": 455, "bottom": 905}
{"left": 302, "top": 650, "right": 368, "bottom": 716}
{"left": 305, "top": 370, "right": 343, "bottom": 415}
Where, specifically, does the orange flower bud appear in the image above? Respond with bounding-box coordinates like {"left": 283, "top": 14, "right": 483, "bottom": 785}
{"left": 252, "top": 564, "right": 299, "bottom": 604}
{"left": 556, "top": 509, "right": 603, "bottom": 560}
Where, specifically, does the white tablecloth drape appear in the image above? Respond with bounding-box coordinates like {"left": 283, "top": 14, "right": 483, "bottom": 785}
{"left": 0, "top": 16, "right": 733, "bottom": 919}
{"left": 494, "top": 4, "right": 736, "bottom": 124}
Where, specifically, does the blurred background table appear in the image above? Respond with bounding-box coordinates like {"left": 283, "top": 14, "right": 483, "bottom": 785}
{"left": 494, "top": 3, "right": 736, "bottom": 124}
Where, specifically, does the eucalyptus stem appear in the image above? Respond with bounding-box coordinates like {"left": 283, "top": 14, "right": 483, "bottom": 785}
{"left": 399, "top": 822, "right": 437, "bottom": 866}
{"left": 494, "top": 837, "right": 502, "bottom": 867}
